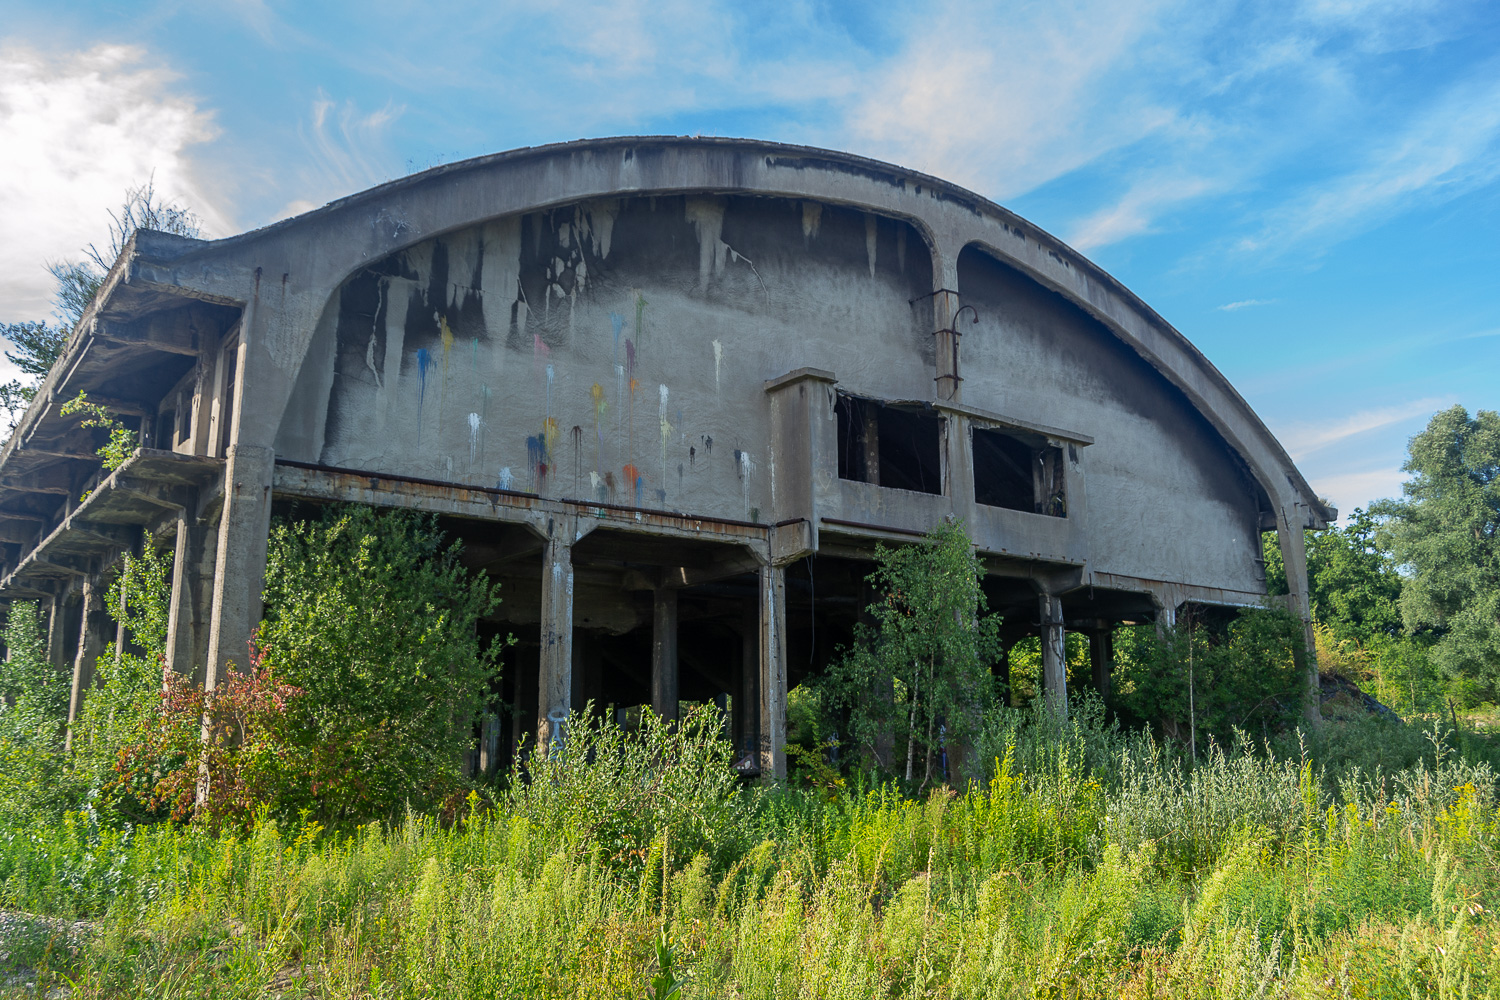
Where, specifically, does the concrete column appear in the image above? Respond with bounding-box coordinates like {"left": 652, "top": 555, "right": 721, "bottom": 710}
{"left": 204, "top": 444, "right": 275, "bottom": 689}
{"left": 738, "top": 603, "right": 760, "bottom": 763}
{"left": 861, "top": 401, "right": 881, "bottom": 485}
{"left": 758, "top": 563, "right": 788, "bottom": 780}
{"left": 44, "top": 591, "right": 68, "bottom": 670}
{"left": 933, "top": 288, "right": 961, "bottom": 402}
{"left": 165, "top": 513, "right": 217, "bottom": 684}
{"left": 65, "top": 577, "right": 110, "bottom": 750}
{"left": 537, "top": 519, "right": 575, "bottom": 750}
{"left": 1089, "top": 627, "right": 1113, "bottom": 703}
{"left": 1039, "top": 593, "right": 1067, "bottom": 718}
{"left": 651, "top": 587, "right": 679, "bottom": 722}
{"left": 1276, "top": 505, "right": 1322, "bottom": 727}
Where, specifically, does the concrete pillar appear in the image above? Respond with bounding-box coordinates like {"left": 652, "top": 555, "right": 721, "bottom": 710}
{"left": 65, "top": 577, "right": 110, "bottom": 751}
{"left": 861, "top": 401, "right": 881, "bottom": 485}
{"left": 204, "top": 444, "right": 275, "bottom": 689}
{"left": 537, "top": 520, "right": 575, "bottom": 749}
{"left": 165, "top": 513, "right": 217, "bottom": 684}
{"left": 932, "top": 288, "right": 961, "bottom": 402}
{"left": 1039, "top": 593, "right": 1067, "bottom": 718}
{"left": 1276, "top": 505, "right": 1322, "bottom": 727}
{"left": 758, "top": 563, "right": 788, "bottom": 780}
{"left": 738, "top": 603, "right": 760, "bottom": 763}
{"left": 1089, "top": 627, "right": 1113, "bottom": 703}
{"left": 44, "top": 591, "right": 68, "bottom": 671}
{"left": 651, "top": 587, "right": 680, "bottom": 722}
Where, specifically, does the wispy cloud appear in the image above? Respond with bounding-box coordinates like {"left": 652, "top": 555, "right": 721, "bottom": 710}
{"left": 0, "top": 43, "right": 223, "bottom": 321}
{"left": 1274, "top": 395, "right": 1452, "bottom": 460}
{"left": 1218, "top": 298, "right": 1278, "bottom": 311}
{"left": 297, "top": 92, "right": 405, "bottom": 200}
{"left": 846, "top": 0, "right": 1188, "bottom": 199}
{"left": 1234, "top": 68, "right": 1500, "bottom": 257}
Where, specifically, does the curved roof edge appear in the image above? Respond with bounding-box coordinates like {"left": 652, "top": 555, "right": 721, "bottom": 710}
{"left": 96, "top": 136, "right": 1337, "bottom": 527}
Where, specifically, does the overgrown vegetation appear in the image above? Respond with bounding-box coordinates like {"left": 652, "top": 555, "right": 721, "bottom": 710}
{"left": 1, "top": 703, "right": 1496, "bottom": 997}
{"left": 6, "top": 402, "right": 1500, "bottom": 994}
{"left": 819, "top": 521, "right": 1004, "bottom": 785}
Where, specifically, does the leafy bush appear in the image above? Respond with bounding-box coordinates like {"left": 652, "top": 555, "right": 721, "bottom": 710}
{"left": 511, "top": 703, "right": 751, "bottom": 872}
{"left": 0, "top": 602, "right": 70, "bottom": 823}
{"left": 111, "top": 505, "right": 505, "bottom": 829}
{"left": 819, "top": 521, "right": 1003, "bottom": 786}
{"left": 1111, "top": 605, "right": 1305, "bottom": 744}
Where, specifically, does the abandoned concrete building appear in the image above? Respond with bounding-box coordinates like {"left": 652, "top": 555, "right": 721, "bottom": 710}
{"left": 0, "top": 137, "right": 1333, "bottom": 778}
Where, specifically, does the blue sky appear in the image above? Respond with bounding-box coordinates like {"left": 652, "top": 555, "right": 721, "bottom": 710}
{"left": 2, "top": 0, "right": 1497, "bottom": 519}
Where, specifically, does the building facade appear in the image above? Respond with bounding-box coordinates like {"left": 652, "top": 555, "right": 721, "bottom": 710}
{"left": 0, "top": 137, "right": 1333, "bottom": 777}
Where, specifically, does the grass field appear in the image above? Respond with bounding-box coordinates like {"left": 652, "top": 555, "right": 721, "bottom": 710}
{"left": 1, "top": 704, "right": 1496, "bottom": 999}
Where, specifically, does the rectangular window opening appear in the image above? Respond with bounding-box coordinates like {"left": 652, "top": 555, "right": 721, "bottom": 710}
{"left": 973, "top": 426, "right": 1066, "bottom": 517}
{"left": 835, "top": 391, "right": 944, "bottom": 496}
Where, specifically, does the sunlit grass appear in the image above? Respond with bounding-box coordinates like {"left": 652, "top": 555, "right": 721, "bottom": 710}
{"left": 2, "top": 705, "right": 1496, "bottom": 998}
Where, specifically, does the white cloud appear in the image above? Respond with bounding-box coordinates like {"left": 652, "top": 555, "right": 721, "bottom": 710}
{"left": 0, "top": 43, "right": 225, "bottom": 322}
{"left": 1274, "top": 395, "right": 1452, "bottom": 460}
{"left": 846, "top": 0, "right": 1187, "bottom": 199}
{"left": 1069, "top": 173, "right": 1217, "bottom": 251}
{"left": 1217, "top": 298, "right": 1278, "bottom": 311}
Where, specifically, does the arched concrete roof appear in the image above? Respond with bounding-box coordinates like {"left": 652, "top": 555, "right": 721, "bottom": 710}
{"left": 108, "top": 136, "right": 1332, "bottom": 528}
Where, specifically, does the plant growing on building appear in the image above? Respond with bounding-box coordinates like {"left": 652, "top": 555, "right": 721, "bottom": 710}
{"left": 821, "top": 520, "right": 1004, "bottom": 787}
{"left": 59, "top": 392, "right": 138, "bottom": 476}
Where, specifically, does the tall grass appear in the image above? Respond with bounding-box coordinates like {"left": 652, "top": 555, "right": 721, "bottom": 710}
{"left": 1, "top": 704, "right": 1496, "bottom": 998}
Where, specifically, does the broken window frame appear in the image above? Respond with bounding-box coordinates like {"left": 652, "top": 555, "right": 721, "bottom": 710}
{"left": 834, "top": 390, "right": 946, "bottom": 497}
{"left": 971, "top": 423, "right": 1067, "bottom": 517}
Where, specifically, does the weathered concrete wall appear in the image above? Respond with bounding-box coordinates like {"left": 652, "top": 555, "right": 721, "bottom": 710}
{"left": 278, "top": 195, "right": 932, "bottom": 524}
{"left": 958, "top": 246, "right": 1265, "bottom": 593}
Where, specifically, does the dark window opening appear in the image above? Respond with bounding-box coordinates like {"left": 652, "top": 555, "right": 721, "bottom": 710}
{"left": 835, "top": 392, "right": 944, "bottom": 496}
{"left": 973, "top": 427, "right": 1066, "bottom": 517}
{"left": 156, "top": 410, "right": 176, "bottom": 450}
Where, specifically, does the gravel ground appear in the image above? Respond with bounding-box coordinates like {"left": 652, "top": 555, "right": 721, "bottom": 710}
{"left": 0, "top": 910, "right": 92, "bottom": 998}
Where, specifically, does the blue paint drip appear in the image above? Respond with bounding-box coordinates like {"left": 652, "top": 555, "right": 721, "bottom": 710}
{"left": 634, "top": 473, "right": 644, "bottom": 506}
{"left": 610, "top": 312, "right": 624, "bottom": 362}
{"left": 415, "top": 348, "right": 433, "bottom": 445}
{"left": 527, "top": 435, "right": 549, "bottom": 469}
{"left": 416, "top": 349, "right": 432, "bottom": 405}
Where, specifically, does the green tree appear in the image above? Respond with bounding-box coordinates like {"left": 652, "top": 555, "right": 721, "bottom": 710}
{"left": 822, "top": 520, "right": 1003, "bottom": 786}
{"left": 1372, "top": 405, "right": 1500, "bottom": 700}
{"left": 254, "top": 505, "right": 505, "bottom": 823}
{"left": 1263, "top": 509, "right": 1405, "bottom": 645}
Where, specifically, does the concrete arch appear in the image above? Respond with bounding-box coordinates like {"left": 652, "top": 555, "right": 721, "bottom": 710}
{"left": 129, "top": 137, "right": 1327, "bottom": 525}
